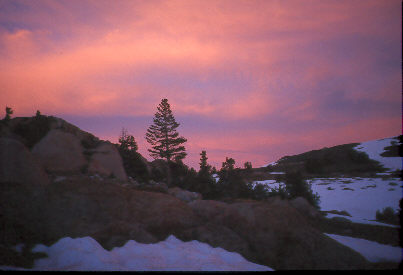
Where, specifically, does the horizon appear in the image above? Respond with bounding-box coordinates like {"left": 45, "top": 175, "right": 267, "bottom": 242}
{"left": 1, "top": 0, "right": 401, "bottom": 169}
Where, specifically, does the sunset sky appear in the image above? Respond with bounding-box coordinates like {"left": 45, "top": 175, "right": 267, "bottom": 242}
{"left": 0, "top": 0, "right": 401, "bottom": 169}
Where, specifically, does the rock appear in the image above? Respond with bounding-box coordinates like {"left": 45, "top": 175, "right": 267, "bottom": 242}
{"left": 188, "top": 200, "right": 229, "bottom": 223}
{"left": 168, "top": 187, "right": 202, "bottom": 203}
{"left": 31, "top": 129, "right": 87, "bottom": 174}
{"left": 189, "top": 198, "right": 368, "bottom": 270}
{"left": 87, "top": 142, "right": 127, "bottom": 181}
{"left": 92, "top": 222, "right": 158, "bottom": 250}
{"left": 137, "top": 181, "right": 168, "bottom": 193}
{"left": 289, "top": 197, "right": 321, "bottom": 219}
{"left": 179, "top": 222, "right": 253, "bottom": 261}
{"left": 0, "top": 138, "right": 49, "bottom": 186}
{"left": 1, "top": 175, "right": 370, "bottom": 270}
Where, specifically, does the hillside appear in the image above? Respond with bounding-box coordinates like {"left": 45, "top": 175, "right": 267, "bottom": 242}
{"left": 262, "top": 136, "right": 402, "bottom": 177}
{"left": 0, "top": 115, "right": 401, "bottom": 270}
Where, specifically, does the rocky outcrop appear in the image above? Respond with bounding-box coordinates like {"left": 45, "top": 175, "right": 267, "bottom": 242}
{"left": 0, "top": 175, "right": 371, "bottom": 270}
{"left": 0, "top": 138, "right": 49, "bottom": 186}
{"left": 87, "top": 142, "right": 127, "bottom": 181}
{"left": 31, "top": 129, "right": 87, "bottom": 174}
{"left": 167, "top": 187, "right": 202, "bottom": 203}
{"left": 3, "top": 116, "right": 140, "bottom": 182}
{"left": 188, "top": 199, "right": 369, "bottom": 270}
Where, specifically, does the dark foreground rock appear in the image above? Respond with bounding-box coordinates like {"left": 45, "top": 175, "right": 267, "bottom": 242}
{"left": 0, "top": 176, "right": 372, "bottom": 270}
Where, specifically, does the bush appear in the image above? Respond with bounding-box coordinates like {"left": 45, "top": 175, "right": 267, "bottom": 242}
{"left": 284, "top": 171, "right": 320, "bottom": 209}
{"left": 376, "top": 207, "right": 399, "bottom": 225}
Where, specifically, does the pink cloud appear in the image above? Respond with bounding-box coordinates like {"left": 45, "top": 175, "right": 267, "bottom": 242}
{"left": 0, "top": 0, "right": 400, "bottom": 168}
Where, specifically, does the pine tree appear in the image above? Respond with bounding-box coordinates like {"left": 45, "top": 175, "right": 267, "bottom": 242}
{"left": 145, "top": 99, "right": 187, "bottom": 161}
{"left": 118, "top": 128, "right": 149, "bottom": 182}
{"left": 244, "top": 161, "right": 252, "bottom": 170}
{"left": 199, "top": 150, "right": 211, "bottom": 174}
{"left": 221, "top": 157, "right": 235, "bottom": 171}
{"left": 119, "top": 128, "right": 138, "bottom": 152}
{"left": 4, "top": 106, "right": 13, "bottom": 122}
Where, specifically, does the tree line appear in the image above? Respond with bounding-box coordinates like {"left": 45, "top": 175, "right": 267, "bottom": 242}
{"left": 117, "top": 99, "right": 320, "bottom": 207}
{"left": 2, "top": 102, "right": 320, "bottom": 207}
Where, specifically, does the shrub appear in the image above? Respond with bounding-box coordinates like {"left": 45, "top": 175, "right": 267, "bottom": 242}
{"left": 376, "top": 207, "right": 399, "bottom": 225}
{"left": 284, "top": 171, "right": 320, "bottom": 209}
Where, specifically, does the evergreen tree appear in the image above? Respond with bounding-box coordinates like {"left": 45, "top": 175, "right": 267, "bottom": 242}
{"left": 244, "top": 161, "right": 252, "bottom": 170}
{"left": 221, "top": 157, "right": 235, "bottom": 171}
{"left": 199, "top": 150, "right": 212, "bottom": 175}
{"left": 119, "top": 128, "right": 138, "bottom": 152}
{"left": 118, "top": 128, "right": 148, "bottom": 182}
{"left": 145, "top": 99, "right": 187, "bottom": 185}
{"left": 284, "top": 171, "right": 320, "bottom": 209}
{"left": 4, "top": 106, "right": 13, "bottom": 122}
{"left": 146, "top": 99, "right": 187, "bottom": 161}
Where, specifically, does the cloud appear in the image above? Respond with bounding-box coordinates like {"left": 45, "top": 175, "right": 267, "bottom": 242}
{"left": 0, "top": 0, "right": 400, "bottom": 168}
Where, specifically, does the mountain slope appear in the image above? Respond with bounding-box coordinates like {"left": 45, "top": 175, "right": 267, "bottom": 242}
{"left": 264, "top": 136, "right": 401, "bottom": 176}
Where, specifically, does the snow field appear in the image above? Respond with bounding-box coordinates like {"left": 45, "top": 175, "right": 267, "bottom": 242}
{"left": 309, "top": 177, "right": 402, "bottom": 225}
{"left": 252, "top": 177, "right": 402, "bottom": 226}
{"left": 354, "top": 137, "right": 402, "bottom": 172}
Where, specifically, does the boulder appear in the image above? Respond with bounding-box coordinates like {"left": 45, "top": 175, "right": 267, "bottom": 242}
{"left": 178, "top": 222, "right": 254, "bottom": 262}
{"left": 92, "top": 221, "right": 158, "bottom": 250}
{"left": 136, "top": 181, "right": 168, "bottom": 193}
{"left": 0, "top": 138, "right": 49, "bottom": 186}
{"left": 31, "top": 129, "right": 87, "bottom": 174}
{"left": 167, "top": 187, "right": 202, "bottom": 203}
{"left": 189, "top": 199, "right": 369, "bottom": 270}
{"left": 87, "top": 142, "right": 127, "bottom": 181}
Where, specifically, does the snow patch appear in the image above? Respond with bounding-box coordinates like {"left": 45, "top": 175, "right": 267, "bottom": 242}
{"left": 325, "top": 234, "right": 402, "bottom": 263}
{"left": 1, "top": 235, "right": 273, "bottom": 271}
{"left": 354, "top": 137, "right": 402, "bottom": 172}
{"left": 310, "top": 177, "right": 402, "bottom": 225}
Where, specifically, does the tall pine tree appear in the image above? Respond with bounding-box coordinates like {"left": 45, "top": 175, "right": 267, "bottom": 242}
{"left": 146, "top": 99, "right": 187, "bottom": 185}
{"left": 146, "top": 99, "right": 187, "bottom": 161}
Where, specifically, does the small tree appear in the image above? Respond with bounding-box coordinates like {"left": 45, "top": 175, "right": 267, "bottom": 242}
{"left": 199, "top": 150, "right": 212, "bottom": 175}
{"left": 36, "top": 110, "right": 41, "bottom": 117}
{"left": 145, "top": 99, "right": 187, "bottom": 185}
{"left": 284, "top": 171, "right": 320, "bottom": 209}
{"left": 118, "top": 128, "right": 148, "bottom": 182}
{"left": 119, "top": 128, "right": 138, "bottom": 152}
{"left": 244, "top": 161, "right": 252, "bottom": 170}
{"left": 4, "top": 106, "right": 13, "bottom": 122}
{"left": 221, "top": 157, "right": 235, "bottom": 171}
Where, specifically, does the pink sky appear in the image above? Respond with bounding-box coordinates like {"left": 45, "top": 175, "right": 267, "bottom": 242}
{"left": 0, "top": 0, "right": 401, "bottom": 169}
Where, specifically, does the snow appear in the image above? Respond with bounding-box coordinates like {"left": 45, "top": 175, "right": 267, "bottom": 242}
{"left": 354, "top": 137, "right": 402, "bottom": 172}
{"left": 262, "top": 161, "right": 278, "bottom": 168}
{"left": 325, "top": 234, "right": 402, "bottom": 263}
{"left": 251, "top": 179, "right": 284, "bottom": 190}
{"left": 269, "top": 172, "right": 285, "bottom": 175}
{"left": 309, "top": 177, "right": 402, "bottom": 225}
{"left": 0, "top": 235, "right": 273, "bottom": 271}
{"left": 250, "top": 176, "right": 402, "bottom": 226}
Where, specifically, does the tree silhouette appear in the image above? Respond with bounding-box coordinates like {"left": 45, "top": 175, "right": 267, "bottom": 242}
{"left": 4, "top": 106, "right": 13, "bottom": 122}
{"left": 119, "top": 128, "right": 138, "bottom": 152}
{"left": 199, "top": 150, "right": 212, "bottom": 175}
{"left": 145, "top": 99, "right": 187, "bottom": 185}
{"left": 146, "top": 99, "right": 187, "bottom": 161}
